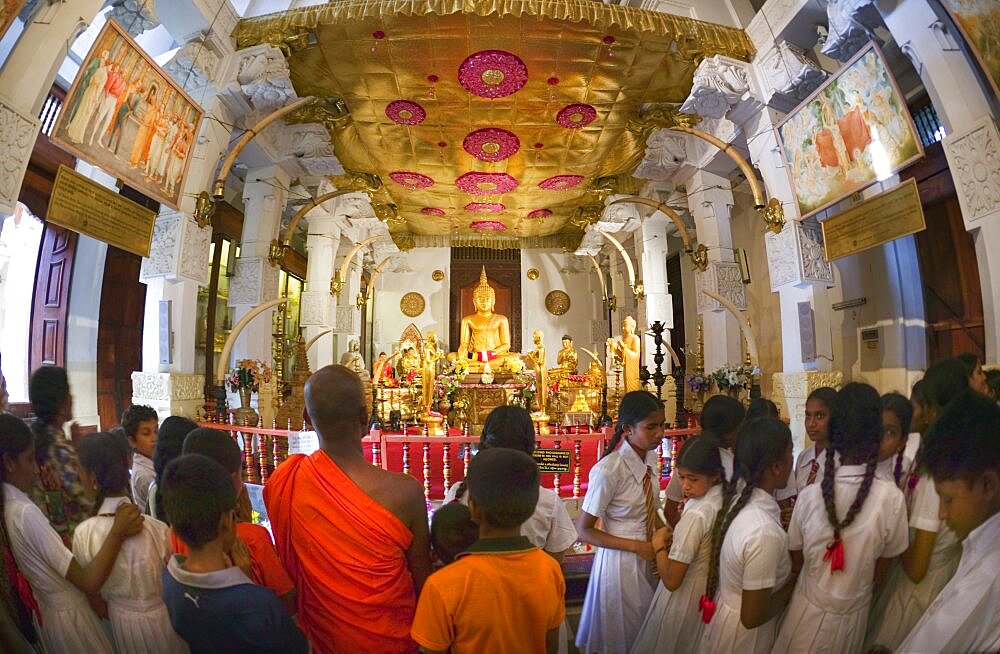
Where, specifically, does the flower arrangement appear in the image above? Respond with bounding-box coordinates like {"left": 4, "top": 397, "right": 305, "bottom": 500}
{"left": 507, "top": 358, "right": 525, "bottom": 374}
{"left": 453, "top": 358, "right": 470, "bottom": 376}
{"left": 227, "top": 359, "right": 271, "bottom": 393}
{"left": 434, "top": 372, "right": 463, "bottom": 401}
{"left": 511, "top": 371, "right": 537, "bottom": 408}
{"left": 710, "top": 364, "right": 759, "bottom": 391}
{"left": 686, "top": 372, "right": 711, "bottom": 394}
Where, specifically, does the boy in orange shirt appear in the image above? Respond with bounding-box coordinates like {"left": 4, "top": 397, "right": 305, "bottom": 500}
{"left": 412, "top": 448, "right": 566, "bottom": 654}
{"left": 171, "top": 428, "right": 297, "bottom": 615}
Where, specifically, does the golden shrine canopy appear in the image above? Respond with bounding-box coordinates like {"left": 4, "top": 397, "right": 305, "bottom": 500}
{"left": 235, "top": 0, "right": 753, "bottom": 244}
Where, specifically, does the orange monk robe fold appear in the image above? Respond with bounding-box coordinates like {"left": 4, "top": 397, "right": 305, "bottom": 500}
{"left": 264, "top": 451, "right": 418, "bottom": 654}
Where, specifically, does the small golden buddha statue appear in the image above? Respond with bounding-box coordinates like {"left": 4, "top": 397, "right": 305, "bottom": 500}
{"left": 549, "top": 334, "right": 578, "bottom": 381}
{"left": 526, "top": 330, "right": 548, "bottom": 414}
{"left": 457, "top": 267, "right": 520, "bottom": 371}
{"left": 421, "top": 331, "right": 444, "bottom": 413}
{"left": 399, "top": 344, "right": 420, "bottom": 377}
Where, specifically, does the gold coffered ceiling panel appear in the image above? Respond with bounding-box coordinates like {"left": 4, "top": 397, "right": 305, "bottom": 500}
{"left": 236, "top": 0, "right": 753, "bottom": 240}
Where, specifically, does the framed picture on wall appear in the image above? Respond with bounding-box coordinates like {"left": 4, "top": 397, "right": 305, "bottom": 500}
{"left": 51, "top": 18, "right": 204, "bottom": 210}
{"left": 938, "top": 0, "right": 1000, "bottom": 102}
{"left": 0, "top": 1, "right": 28, "bottom": 41}
{"left": 775, "top": 42, "right": 924, "bottom": 220}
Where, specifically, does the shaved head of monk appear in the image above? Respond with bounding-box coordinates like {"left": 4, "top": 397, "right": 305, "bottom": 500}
{"left": 304, "top": 365, "right": 367, "bottom": 437}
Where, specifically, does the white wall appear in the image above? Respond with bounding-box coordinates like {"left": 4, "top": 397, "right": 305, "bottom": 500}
{"left": 66, "top": 234, "right": 107, "bottom": 428}
{"left": 373, "top": 248, "right": 450, "bottom": 353}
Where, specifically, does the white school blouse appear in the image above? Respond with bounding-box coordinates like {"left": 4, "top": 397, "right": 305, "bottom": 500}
{"left": 2, "top": 482, "right": 114, "bottom": 654}
{"left": 699, "top": 488, "right": 790, "bottom": 654}
{"left": 73, "top": 496, "right": 188, "bottom": 654}
{"left": 896, "top": 509, "right": 1000, "bottom": 653}
{"left": 865, "top": 474, "right": 961, "bottom": 651}
{"left": 774, "top": 465, "right": 909, "bottom": 654}
{"left": 793, "top": 445, "right": 828, "bottom": 492}
{"left": 664, "top": 447, "right": 733, "bottom": 502}
{"left": 630, "top": 484, "right": 723, "bottom": 654}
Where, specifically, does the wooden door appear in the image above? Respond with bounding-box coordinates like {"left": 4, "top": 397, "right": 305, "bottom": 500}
{"left": 29, "top": 224, "right": 77, "bottom": 370}
{"left": 96, "top": 246, "right": 146, "bottom": 428}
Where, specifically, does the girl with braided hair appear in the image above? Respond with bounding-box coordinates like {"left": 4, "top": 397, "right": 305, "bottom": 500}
{"left": 575, "top": 391, "right": 665, "bottom": 653}
{"left": 793, "top": 386, "right": 838, "bottom": 492}
{"left": 864, "top": 361, "right": 968, "bottom": 651}
{"left": 773, "top": 383, "right": 908, "bottom": 654}
{"left": 698, "top": 417, "right": 795, "bottom": 653}
{"left": 875, "top": 392, "right": 914, "bottom": 487}
{"left": 631, "top": 435, "right": 726, "bottom": 654}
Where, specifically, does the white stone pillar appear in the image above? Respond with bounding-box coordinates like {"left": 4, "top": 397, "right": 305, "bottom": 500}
{"left": 687, "top": 171, "right": 742, "bottom": 372}
{"left": 229, "top": 166, "right": 287, "bottom": 366}
{"left": 638, "top": 210, "right": 674, "bottom": 371}
{"left": 300, "top": 209, "right": 341, "bottom": 371}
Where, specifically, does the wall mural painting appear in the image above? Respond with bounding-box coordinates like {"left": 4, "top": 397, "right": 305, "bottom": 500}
{"left": 0, "top": 1, "right": 27, "bottom": 40}
{"left": 940, "top": 0, "right": 1000, "bottom": 101}
{"left": 776, "top": 43, "right": 923, "bottom": 219}
{"left": 51, "top": 19, "right": 204, "bottom": 210}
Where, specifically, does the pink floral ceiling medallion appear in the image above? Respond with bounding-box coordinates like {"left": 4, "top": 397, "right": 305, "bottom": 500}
{"left": 527, "top": 208, "right": 552, "bottom": 219}
{"left": 421, "top": 207, "right": 446, "bottom": 216}
{"left": 463, "top": 128, "right": 520, "bottom": 162}
{"left": 458, "top": 50, "right": 528, "bottom": 99}
{"left": 465, "top": 202, "right": 505, "bottom": 213}
{"left": 455, "top": 172, "right": 519, "bottom": 195}
{"left": 470, "top": 220, "right": 506, "bottom": 232}
{"left": 539, "top": 175, "right": 584, "bottom": 191}
{"left": 556, "top": 103, "right": 597, "bottom": 128}
{"left": 389, "top": 171, "right": 434, "bottom": 189}
{"left": 385, "top": 100, "right": 426, "bottom": 125}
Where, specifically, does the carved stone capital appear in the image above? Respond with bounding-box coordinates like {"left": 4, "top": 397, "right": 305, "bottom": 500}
{"left": 754, "top": 41, "right": 829, "bottom": 113}
{"left": 130, "top": 371, "right": 205, "bottom": 421}
{"left": 942, "top": 115, "right": 1000, "bottom": 226}
{"left": 287, "top": 124, "right": 344, "bottom": 176}
{"left": 821, "top": 0, "right": 884, "bottom": 62}
{"left": 107, "top": 0, "right": 158, "bottom": 37}
{"left": 695, "top": 260, "right": 747, "bottom": 313}
{"left": 235, "top": 44, "right": 296, "bottom": 113}
{"left": 162, "top": 38, "right": 222, "bottom": 93}
{"left": 299, "top": 290, "right": 332, "bottom": 326}
{"left": 0, "top": 96, "right": 40, "bottom": 215}
{"left": 765, "top": 218, "right": 835, "bottom": 291}
{"left": 634, "top": 130, "right": 686, "bottom": 181}
{"left": 596, "top": 197, "right": 639, "bottom": 233}
{"left": 680, "top": 55, "right": 760, "bottom": 124}
{"left": 140, "top": 211, "right": 212, "bottom": 285}
{"left": 228, "top": 256, "right": 280, "bottom": 306}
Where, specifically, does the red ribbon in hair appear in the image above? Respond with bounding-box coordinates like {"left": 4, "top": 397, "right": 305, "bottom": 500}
{"left": 5, "top": 548, "right": 41, "bottom": 626}
{"left": 699, "top": 594, "right": 717, "bottom": 624}
{"left": 824, "top": 537, "right": 845, "bottom": 572}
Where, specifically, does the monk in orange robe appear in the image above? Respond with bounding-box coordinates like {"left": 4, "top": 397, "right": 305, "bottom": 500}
{"left": 265, "top": 365, "right": 431, "bottom": 654}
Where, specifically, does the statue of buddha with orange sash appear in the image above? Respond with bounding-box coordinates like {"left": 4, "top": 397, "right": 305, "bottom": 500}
{"left": 457, "top": 267, "right": 520, "bottom": 372}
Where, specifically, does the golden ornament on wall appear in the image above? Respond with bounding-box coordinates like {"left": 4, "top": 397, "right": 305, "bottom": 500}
{"left": 431, "top": 269, "right": 445, "bottom": 282}
{"left": 400, "top": 292, "right": 425, "bottom": 317}
{"left": 545, "top": 290, "right": 571, "bottom": 316}
{"left": 526, "top": 268, "right": 539, "bottom": 280}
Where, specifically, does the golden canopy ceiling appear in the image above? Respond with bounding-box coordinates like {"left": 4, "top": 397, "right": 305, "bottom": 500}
{"left": 235, "top": 0, "right": 753, "bottom": 242}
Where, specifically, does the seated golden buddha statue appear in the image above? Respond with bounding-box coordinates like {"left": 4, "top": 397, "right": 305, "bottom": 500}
{"left": 457, "top": 267, "right": 520, "bottom": 372}
{"left": 549, "top": 334, "right": 578, "bottom": 381}
{"left": 399, "top": 344, "right": 421, "bottom": 377}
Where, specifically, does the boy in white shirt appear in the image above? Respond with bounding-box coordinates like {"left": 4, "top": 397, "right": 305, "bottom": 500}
{"left": 898, "top": 389, "right": 1000, "bottom": 653}
{"left": 121, "top": 404, "right": 158, "bottom": 513}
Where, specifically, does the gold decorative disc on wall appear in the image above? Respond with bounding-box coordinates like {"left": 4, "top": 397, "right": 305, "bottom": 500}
{"left": 400, "top": 292, "right": 426, "bottom": 317}
{"left": 526, "top": 268, "right": 539, "bottom": 280}
{"left": 431, "top": 269, "right": 445, "bottom": 281}
{"left": 545, "top": 290, "right": 571, "bottom": 316}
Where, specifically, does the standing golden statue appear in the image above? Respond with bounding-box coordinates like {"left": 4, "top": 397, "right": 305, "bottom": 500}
{"left": 608, "top": 315, "right": 641, "bottom": 392}
{"left": 526, "top": 330, "right": 548, "bottom": 414}
{"left": 457, "top": 267, "right": 519, "bottom": 371}
{"left": 420, "top": 331, "right": 443, "bottom": 413}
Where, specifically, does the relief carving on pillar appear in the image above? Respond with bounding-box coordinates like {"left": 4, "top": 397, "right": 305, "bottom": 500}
{"left": 107, "top": 0, "right": 159, "bottom": 37}
{"left": 943, "top": 115, "right": 1000, "bottom": 224}
{"left": 334, "top": 305, "right": 357, "bottom": 334}
{"left": 755, "top": 41, "right": 829, "bottom": 112}
{"left": 141, "top": 212, "right": 181, "bottom": 279}
{"left": 596, "top": 201, "right": 639, "bottom": 233}
{"left": 798, "top": 219, "right": 834, "bottom": 284}
{"left": 288, "top": 124, "right": 344, "bottom": 176}
{"left": 229, "top": 256, "right": 280, "bottom": 306}
{"left": 130, "top": 372, "right": 205, "bottom": 402}
{"left": 634, "top": 130, "right": 686, "bottom": 181}
{"left": 235, "top": 44, "right": 296, "bottom": 112}
{"left": 765, "top": 225, "right": 799, "bottom": 290}
{"left": 680, "top": 55, "right": 760, "bottom": 125}
{"left": 163, "top": 39, "right": 222, "bottom": 92}
{"left": 765, "top": 219, "right": 834, "bottom": 290}
{"left": 0, "top": 97, "right": 41, "bottom": 215}
{"left": 140, "top": 212, "right": 211, "bottom": 285}
{"left": 299, "top": 290, "right": 331, "bottom": 326}
{"left": 821, "top": 0, "right": 884, "bottom": 62}
{"left": 695, "top": 261, "right": 747, "bottom": 313}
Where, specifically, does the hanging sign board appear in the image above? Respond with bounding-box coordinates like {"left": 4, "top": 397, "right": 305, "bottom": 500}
{"left": 47, "top": 164, "right": 156, "bottom": 257}
{"left": 533, "top": 448, "right": 572, "bottom": 473}
{"left": 821, "top": 178, "right": 926, "bottom": 261}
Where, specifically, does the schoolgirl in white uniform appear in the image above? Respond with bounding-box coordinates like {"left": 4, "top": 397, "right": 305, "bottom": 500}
{"left": 866, "top": 367, "right": 968, "bottom": 651}
{"left": 576, "top": 391, "right": 664, "bottom": 653}
{"left": 774, "top": 383, "right": 909, "bottom": 654}
{"left": 0, "top": 414, "right": 144, "bottom": 654}
{"left": 794, "top": 387, "right": 838, "bottom": 492}
{"left": 73, "top": 432, "right": 188, "bottom": 653}
{"left": 873, "top": 393, "right": 915, "bottom": 486}
{"left": 631, "top": 435, "right": 725, "bottom": 654}
{"left": 698, "top": 417, "right": 796, "bottom": 654}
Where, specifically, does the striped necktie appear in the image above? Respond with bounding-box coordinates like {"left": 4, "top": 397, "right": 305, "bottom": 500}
{"left": 643, "top": 465, "right": 662, "bottom": 540}
{"left": 806, "top": 458, "right": 820, "bottom": 486}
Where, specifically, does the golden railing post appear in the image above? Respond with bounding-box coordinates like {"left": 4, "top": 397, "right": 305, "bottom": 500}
{"left": 402, "top": 442, "right": 410, "bottom": 476}
{"left": 422, "top": 442, "right": 431, "bottom": 504}
{"left": 552, "top": 440, "right": 561, "bottom": 498}
{"left": 463, "top": 443, "right": 471, "bottom": 479}
{"left": 442, "top": 443, "right": 451, "bottom": 495}
{"left": 573, "top": 439, "right": 582, "bottom": 499}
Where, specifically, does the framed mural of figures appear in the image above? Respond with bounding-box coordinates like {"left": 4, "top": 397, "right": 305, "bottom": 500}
{"left": 775, "top": 43, "right": 924, "bottom": 219}
{"left": 1, "top": 1, "right": 28, "bottom": 40}
{"left": 51, "top": 19, "right": 204, "bottom": 209}
{"left": 939, "top": 0, "right": 1000, "bottom": 101}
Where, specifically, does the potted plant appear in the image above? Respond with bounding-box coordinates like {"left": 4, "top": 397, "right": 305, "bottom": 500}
{"left": 227, "top": 359, "right": 272, "bottom": 426}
